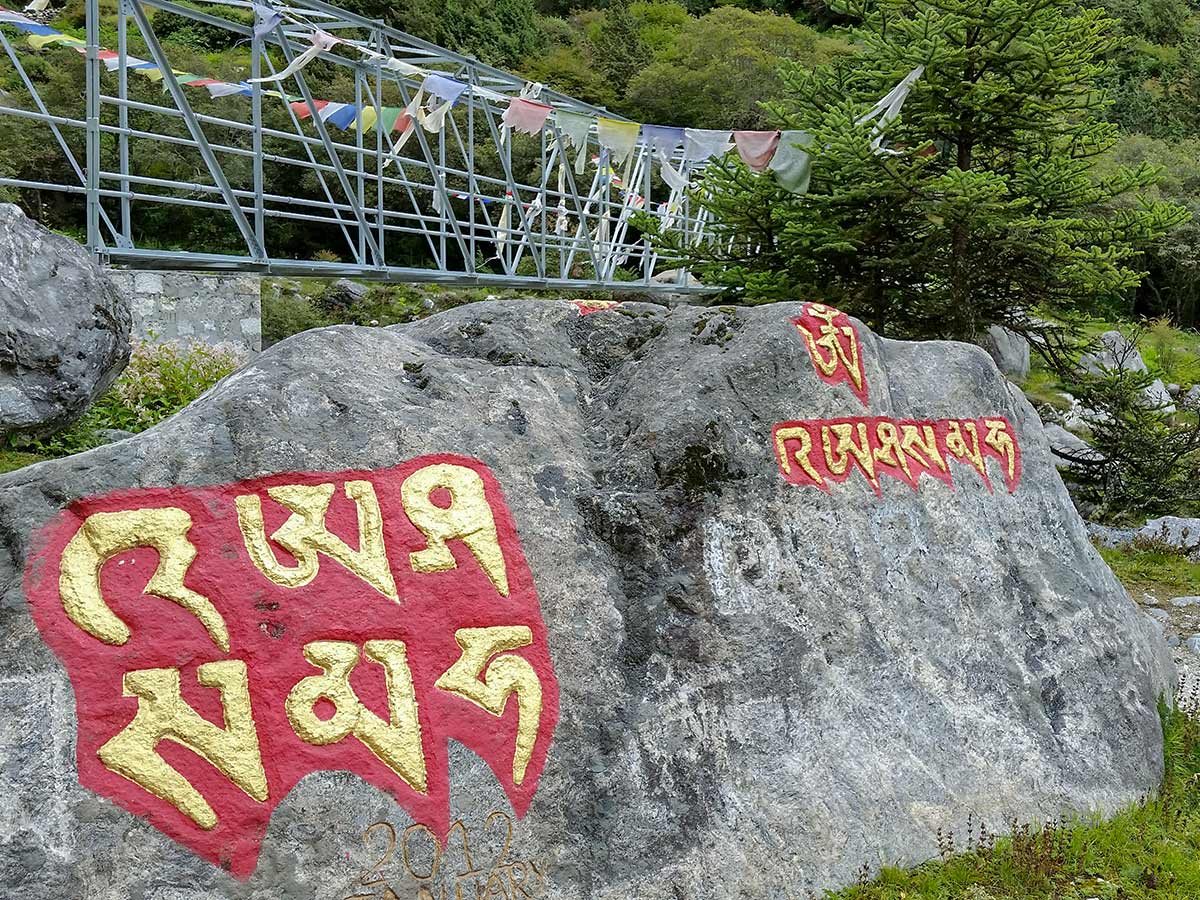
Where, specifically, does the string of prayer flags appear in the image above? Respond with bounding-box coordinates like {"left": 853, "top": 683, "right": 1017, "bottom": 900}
{"left": 0, "top": 3, "right": 925, "bottom": 216}
{"left": 0, "top": 7, "right": 402, "bottom": 137}
{"left": 248, "top": 29, "right": 338, "bottom": 83}
{"left": 502, "top": 97, "right": 553, "bottom": 136}
{"left": 734, "top": 130, "right": 781, "bottom": 173}
{"left": 769, "top": 130, "right": 813, "bottom": 195}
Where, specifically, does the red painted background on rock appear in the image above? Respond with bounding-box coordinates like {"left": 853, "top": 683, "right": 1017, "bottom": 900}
{"left": 23, "top": 455, "right": 559, "bottom": 879}
{"left": 791, "top": 303, "right": 870, "bottom": 408}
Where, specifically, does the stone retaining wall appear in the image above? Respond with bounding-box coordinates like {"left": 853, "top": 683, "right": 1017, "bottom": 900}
{"left": 105, "top": 270, "right": 261, "bottom": 352}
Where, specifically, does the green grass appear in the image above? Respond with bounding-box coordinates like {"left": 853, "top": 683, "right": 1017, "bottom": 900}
{"left": 1100, "top": 543, "right": 1200, "bottom": 599}
{"left": 0, "top": 450, "right": 45, "bottom": 474}
{"left": 822, "top": 698, "right": 1200, "bottom": 899}
{"left": 1018, "top": 367, "right": 1074, "bottom": 411}
{"left": 1077, "top": 316, "right": 1200, "bottom": 388}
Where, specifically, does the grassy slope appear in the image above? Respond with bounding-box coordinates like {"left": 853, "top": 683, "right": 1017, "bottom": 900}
{"left": 1101, "top": 544, "right": 1200, "bottom": 599}
{"left": 824, "top": 700, "right": 1200, "bottom": 899}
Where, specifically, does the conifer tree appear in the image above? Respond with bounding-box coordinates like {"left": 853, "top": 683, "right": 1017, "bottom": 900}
{"left": 654, "top": 0, "right": 1189, "bottom": 342}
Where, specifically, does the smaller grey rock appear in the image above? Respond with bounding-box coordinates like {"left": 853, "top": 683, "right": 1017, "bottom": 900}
{"left": 1185, "top": 385, "right": 1200, "bottom": 408}
{"left": 1137, "top": 517, "right": 1200, "bottom": 560}
{"left": 1146, "top": 608, "right": 1172, "bottom": 622}
{"left": 1062, "top": 399, "right": 1112, "bottom": 431}
{"left": 1171, "top": 597, "right": 1200, "bottom": 608}
{"left": 1044, "top": 423, "right": 1104, "bottom": 462}
{"left": 1187, "top": 636, "right": 1200, "bottom": 656}
{"left": 1169, "top": 635, "right": 1182, "bottom": 648}
{"left": 979, "top": 325, "right": 1031, "bottom": 380}
{"left": 0, "top": 204, "right": 132, "bottom": 439}
{"left": 1086, "top": 522, "right": 1136, "bottom": 548}
{"left": 1077, "top": 331, "right": 1176, "bottom": 413}
{"left": 1168, "top": 383, "right": 1181, "bottom": 397}
{"left": 1080, "top": 330, "right": 1147, "bottom": 375}
{"left": 318, "top": 278, "right": 369, "bottom": 311}
{"left": 333, "top": 278, "right": 368, "bottom": 300}
{"left": 1144, "top": 378, "right": 1176, "bottom": 414}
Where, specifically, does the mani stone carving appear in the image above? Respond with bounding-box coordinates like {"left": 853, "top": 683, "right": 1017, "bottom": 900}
{"left": 0, "top": 298, "right": 1171, "bottom": 898}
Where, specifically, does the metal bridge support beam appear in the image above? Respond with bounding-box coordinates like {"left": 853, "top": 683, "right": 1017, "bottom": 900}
{"left": 126, "top": 0, "right": 266, "bottom": 260}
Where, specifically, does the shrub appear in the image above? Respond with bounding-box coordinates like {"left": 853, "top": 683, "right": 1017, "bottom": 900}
{"left": 15, "top": 337, "right": 246, "bottom": 457}
{"left": 1057, "top": 355, "right": 1200, "bottom": 522}
{"left": 101, "top": 337, "right": 246, "bottom": 430}
{"left": 1148, "top": 316, "right": 1187, "bottom": 381}
{"left": 262, "top": 290, "right": 332, "bottom": 347}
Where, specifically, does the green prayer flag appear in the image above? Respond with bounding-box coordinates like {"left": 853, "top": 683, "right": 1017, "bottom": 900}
{"left": 770, "top": 130, "right": 813, "bottom": 195}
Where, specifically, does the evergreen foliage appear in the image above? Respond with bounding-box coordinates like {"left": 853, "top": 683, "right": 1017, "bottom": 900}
{"left": 649, "top": 0, "right": 1189, "bottom": 342}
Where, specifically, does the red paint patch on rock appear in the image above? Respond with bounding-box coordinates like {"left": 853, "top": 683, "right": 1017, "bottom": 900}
{"left": 24, "top": 454, "right": 559, "bottom": 879}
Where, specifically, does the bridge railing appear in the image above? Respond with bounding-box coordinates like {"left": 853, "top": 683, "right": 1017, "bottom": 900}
{"left": 0, "top": 0, "right": 715, "bottom": 291}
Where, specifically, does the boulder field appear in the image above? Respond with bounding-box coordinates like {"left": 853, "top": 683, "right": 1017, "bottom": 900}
{"left": 0, "top": 298, "right": 1172, "bottom": 898}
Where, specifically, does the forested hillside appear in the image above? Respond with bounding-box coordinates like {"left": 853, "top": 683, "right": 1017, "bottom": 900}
{"left": 4, "top": 0, "right": 1200, "bottom": 326}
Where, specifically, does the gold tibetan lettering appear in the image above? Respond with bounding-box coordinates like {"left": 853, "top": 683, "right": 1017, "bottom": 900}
{"left": 96, "top": 660, "right": 267, "bottom": 830}
{"left": 983, "top": 418, "right": 1018, "bottom": 483}
{"left": 285, "top": 640, "right": 428, "bottom": 793}
{"left": 401, "top": 463, "right": 509, "bottom": 597}
{"left": 235, "top": 480, "right": 398, "bottom": 602}
{"left": 59, "top": 507, "right": 229, "bottom": 651}
{"left": 900, "top": 423, "right": 947, "bottom": 473}
{"left": 773, "top": 426, "right": 824, "bottom": 486}
{"left": 435, "top": 626, "right": 542, "bottom": 785}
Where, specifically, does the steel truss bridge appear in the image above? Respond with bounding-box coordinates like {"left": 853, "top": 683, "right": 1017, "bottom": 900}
{"left": 0, "top": 0, "right": 712, "bottom": 291}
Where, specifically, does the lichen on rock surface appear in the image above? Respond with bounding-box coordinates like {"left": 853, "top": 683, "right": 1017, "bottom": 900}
{"left": 0, "top": 298, "right": 1173, "bottom": 898}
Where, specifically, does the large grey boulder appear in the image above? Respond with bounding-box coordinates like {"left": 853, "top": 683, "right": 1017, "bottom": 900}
{"left": 0, "top": 204, "right": 131, "bottom": 439}
{"left": 0, "top": 300, "right": 1171, "bottom": 898}
{"left": 979, "top": 324, "right": 1030, "bottom": 380}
